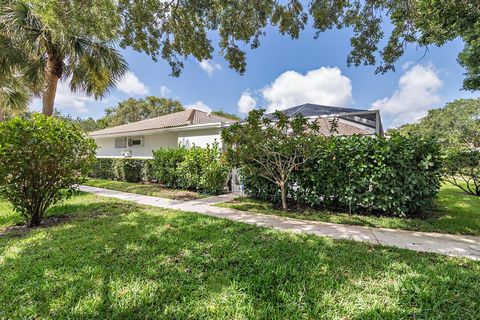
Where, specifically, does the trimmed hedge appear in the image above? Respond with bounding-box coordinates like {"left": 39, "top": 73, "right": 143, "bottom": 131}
{"left": 91, "top": 158, "right": 154, "bottom": 183}
{"left": 91, "top": 158, "right": 115, "bottom": 180}
{"left": 240, "top": 134, "right": 443, "bottom": 217}
{"left": 90, "top": 144, "right": 230, "bottom": 195}
{"left": 152, "top": 148, "right": 187, "bottom": 188}
{"left": 153, "top": 144, "right": 229, "bottom": 194}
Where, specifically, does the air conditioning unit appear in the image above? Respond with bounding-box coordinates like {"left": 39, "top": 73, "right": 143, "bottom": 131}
{"left": 121, "top": 150, "right": 132, "bottom": 157}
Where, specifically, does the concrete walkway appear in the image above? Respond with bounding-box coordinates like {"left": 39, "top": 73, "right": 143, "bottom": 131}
{"left": 79, "top": 185, "right": 480, "bottom": 261}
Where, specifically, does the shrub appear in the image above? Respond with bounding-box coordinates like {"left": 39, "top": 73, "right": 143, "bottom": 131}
{"left": 152, "top": 147, "right": 187, "bottom": 187}
{"left": 444, "top": 150, "right": 480, "bottom": 196}
{"left": 142, "top": 159, "right": 155, "bottom": 182}
{"left": 200, "top": 159, "right": 230, "bottom": 194}
{"left": 241, "top": 167, "right": 282, "bottom": 203}
{"left": 176, "top": 146, "right": 206, "bottom": 190}
{"left": 91, "top": 158, "right": 155, "bottom": 182}
{"left": 0, "top": 115, "right": 96, "bottom": 227}
{"left": 152, "top": 143, "right": 229, "bottom": 194}
{"left": 112, "top": 159, "right": 145, "bottom": 182}
{"left": 237, "top": 133, "right": 443, "bottom": 217}
{"left": 91, "top": 158, "right": 115, "bottom": 179}
{"left": 295, "top": 134, "right": 442, "bottom": 216}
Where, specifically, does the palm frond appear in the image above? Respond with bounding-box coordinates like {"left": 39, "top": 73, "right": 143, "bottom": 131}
{"left": 67, "top": 37, "right": 128, "bottom": 98}
{"left": 0, "top": 76, "right": 31, "bottom": 116}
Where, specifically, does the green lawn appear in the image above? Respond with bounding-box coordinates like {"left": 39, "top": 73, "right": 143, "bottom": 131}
{"left": 84, "top": 178, "right": 202, "bottom": 200}
{"left": 217, "top": 183, "right": 480, "bottom": 236}
{"left": 1, "top": 194, "right": 480, "bottom": 318}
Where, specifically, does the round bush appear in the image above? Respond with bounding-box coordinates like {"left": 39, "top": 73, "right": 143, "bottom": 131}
{"left": 0, "top": 115, "right": 96, "bottom": 226}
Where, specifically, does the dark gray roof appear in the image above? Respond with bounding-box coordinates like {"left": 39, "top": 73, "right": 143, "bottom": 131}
{"left": 268, "top": 103, "right": 369, "bottom": 118}
{"left": 266, "top": 103, "right": 376, "bottom": 120}
{"left": 265, "top": 103, "right": 382, "bottom": 134}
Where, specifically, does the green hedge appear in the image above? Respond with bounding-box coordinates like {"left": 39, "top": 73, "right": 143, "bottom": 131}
{"left": 153, "top": 144, "right": 229, "bottom": 194}
{"left": 91, "top": 158, "right": 115, "bottom": 180}
{"left": 241, "top": 134, "right": 443, "bottom": 217}
{"left": 91, "top": 158, "right": 154, "bottom": 183}
{"left": 90, "top": 144, "right": 230, "bottom": 194}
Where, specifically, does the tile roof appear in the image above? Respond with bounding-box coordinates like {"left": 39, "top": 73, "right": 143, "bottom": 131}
{"left": 315, "top": 118, "right": 372, "bottom": 136}
{"left": 265, "top": 103, "right": 377, "bottom": 122}
{"left": 89, "top": 109, "right": 236, "bottom": 137}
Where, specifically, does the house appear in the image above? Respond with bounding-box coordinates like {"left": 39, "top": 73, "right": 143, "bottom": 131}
{"left": 89, "top": 104, "right": 383, "bottom": 159}
{"left": 88, "top": 109, "right": 237, "bottom": 159}
{"left": 265, "top": 103, "right": 383, "bottom": 136}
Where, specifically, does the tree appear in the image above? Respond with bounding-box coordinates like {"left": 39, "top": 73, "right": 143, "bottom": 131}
{"left": 0, "top": 1, "right": 128, "bottom": 116}
{"left": 444, "top": 150, "right": 480, "bottom": 196}
{"left": 113, "top": 0, "right": 479, "bottom": 90}
{"left": 0, "top": 114, "right": 96, "bottom": 227}
{"left": 0, "top": 77, "right": 30, "bottom": 121}
{"left": 102, "top": 96, "right": 184, "bottom": 127}
{"left": 53, "top": 110, "right": 105, "bottom": 133}
{"left": 222, "top": 109, "right": 319, "bottom": 210}
{"left": 395, "top": 99, "right": 480, "bottom": 151}
{"left": 211, "top": 109, "right": 241, "bottom": 121}
{"left": 0, "top": 33, "right": 40, "bottom": 120}
{"left": 5, "top": 1, "right": 480, "bottom": 94}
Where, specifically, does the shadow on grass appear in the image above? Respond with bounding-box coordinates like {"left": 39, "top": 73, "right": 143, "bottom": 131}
{"left": 1, "top": 199, "right": 479, "bottom": 319}
{"left": 0, "top": 194, "right": 143, "bottom": 236}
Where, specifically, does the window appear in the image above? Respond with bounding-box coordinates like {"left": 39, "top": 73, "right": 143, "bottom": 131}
{"left": 128, "top": 137, "right": 143, "bottom": 147}
{"left": 115, "top": 138, "right": 126, "bottom": 148}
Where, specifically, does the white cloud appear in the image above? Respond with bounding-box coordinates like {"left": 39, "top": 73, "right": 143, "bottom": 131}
{"left": 262, "top": 67, "right": 353, "bottom": 112}
{"left": 199, "top": 60, "right": 222, "bottom": 76}
{"left": 53, "top": 81, "right": 94, "bottom": 113}
{"left": 185, "top": 101, "right": 212, "bottom": 113}
{"left": 371, "top": 64, "right": 442, "bottom": 127}
{"left": 159, "top": 85, "right": 170, "bottom": 97}
{"left": 237, "top": 91, "right": 257, "bottom": 114}
{"left": 116, "top": 71, "right": 149, "bottom": 95}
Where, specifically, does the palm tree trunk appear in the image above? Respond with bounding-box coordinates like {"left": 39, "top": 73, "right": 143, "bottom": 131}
{"left": 42, "top": 52, "right": 62, "bottom": 116}
{"left": 0, "top": 108, "right": 4, "bottom": 121}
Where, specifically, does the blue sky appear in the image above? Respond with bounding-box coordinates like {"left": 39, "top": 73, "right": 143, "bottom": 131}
{"left": 33, "top": 24, "right": 478, "bottom": 128}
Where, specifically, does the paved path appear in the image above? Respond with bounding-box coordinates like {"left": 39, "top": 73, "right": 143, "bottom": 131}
{"left": 79, "top": 185, "right": 480, "bottom": 260}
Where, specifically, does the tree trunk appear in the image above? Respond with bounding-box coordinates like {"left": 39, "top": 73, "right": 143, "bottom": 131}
{"left": 280, "top": 182, "right": 287, "bottom": 210}
{"left": 42, "top": 52, "right": 62, "bottom": 116}
{"left": 28, "top": 210, "right": 41, "bottom": 227}
{"left": 0, "top": 108, "right": 4, "bottom": 121}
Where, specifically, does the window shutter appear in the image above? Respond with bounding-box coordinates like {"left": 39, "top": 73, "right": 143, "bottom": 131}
{"left": 115, "top": 138, "right": 126, "bottom": 148}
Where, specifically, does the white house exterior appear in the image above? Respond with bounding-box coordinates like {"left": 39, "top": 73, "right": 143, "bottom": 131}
{"left": 89, "top": 109, "right": 236, "bottom": 159}
{"left": 88, "top": 104, "right": 383, "bottom": 159}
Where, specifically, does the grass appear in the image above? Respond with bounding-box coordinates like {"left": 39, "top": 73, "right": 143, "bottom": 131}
{"left": 0, "top": 193, "right": 479, "bottom": 319}
{"left": 217, "top": 183, "right": 480, "bottom": 236}
{"left": 84, "top": 178, "right": 202, "bottom": 200}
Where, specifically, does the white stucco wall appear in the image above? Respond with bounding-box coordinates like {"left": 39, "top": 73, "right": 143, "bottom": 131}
{"left": 93, "top": 127, "right": 223, "bottom": 158}
{"left": 95, "top": 132, "right": 178, "bottom": 158}
{"left": 177, "top": 128, "right": 222, "bottom": 148}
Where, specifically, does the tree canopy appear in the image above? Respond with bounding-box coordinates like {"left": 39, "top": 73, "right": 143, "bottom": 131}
{"left": 394, "top": 99, "right": 480, "bottom": 151}
{"left": 13, "top": 0, "right": 480, "bottom": 90}
{"left": 102, "top": 96, "right": 184, "bottom": 126}
{"left": 0, "top": 0, "right": 128, "bottom": 116}
{"left": 1, "top": 0, "right": 479, "bottom": 119}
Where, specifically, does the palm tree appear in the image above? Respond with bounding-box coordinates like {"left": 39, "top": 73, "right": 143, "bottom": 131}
{"left": 0, "top": 76, "right": 30, "bottom": 121}
{"left": 0, "top": 34, "right": 35, "bottom": 120}
{"left": 0, "top": 1, "right": 128, "bottom": 116}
